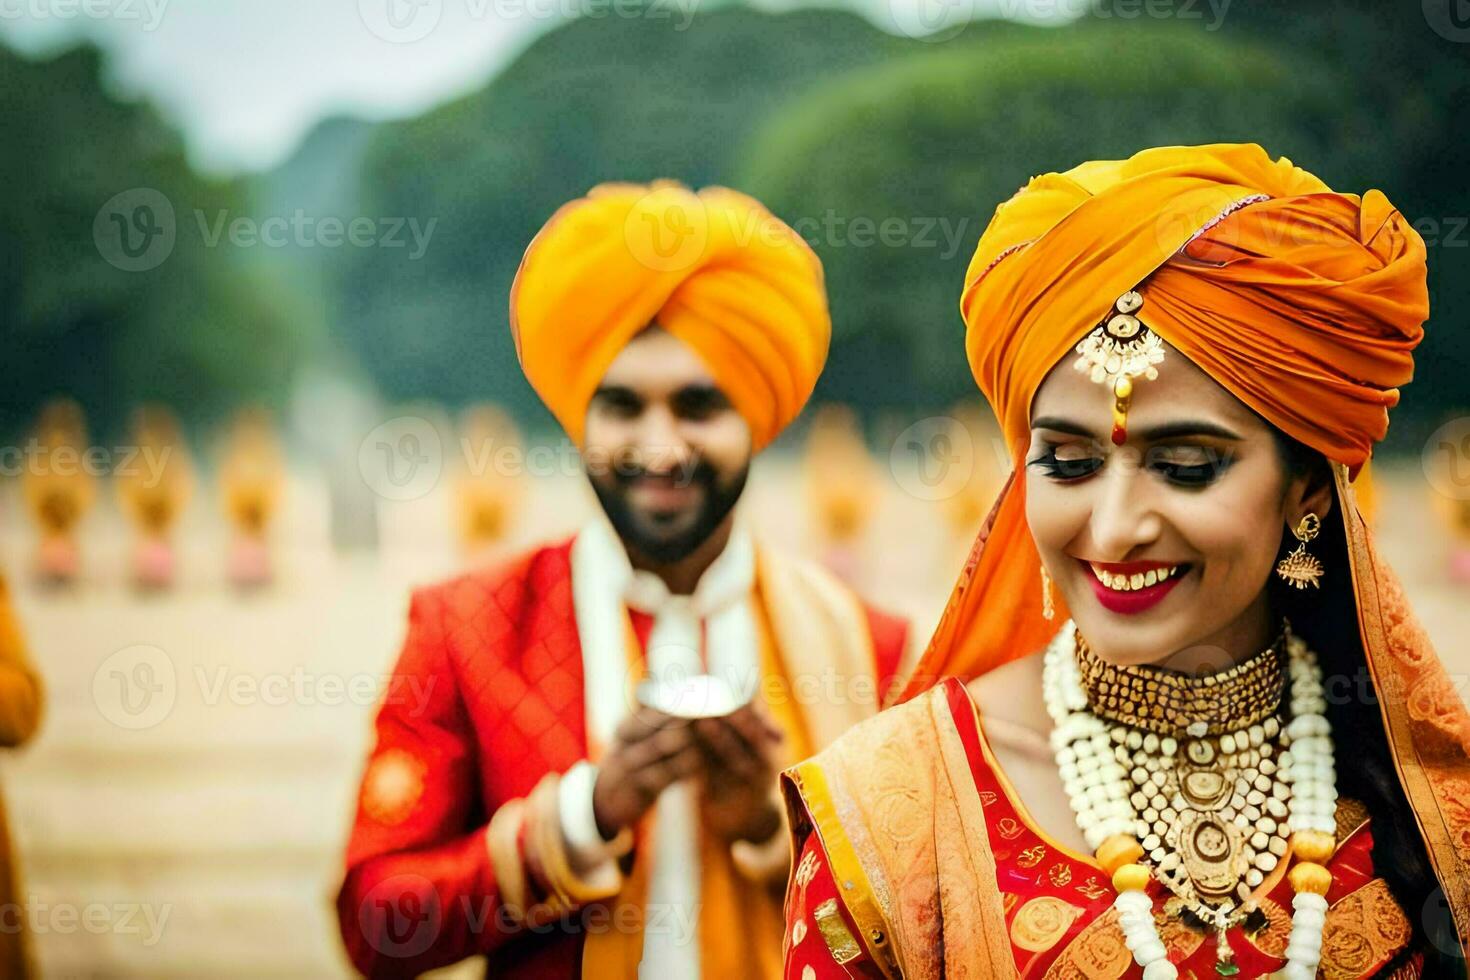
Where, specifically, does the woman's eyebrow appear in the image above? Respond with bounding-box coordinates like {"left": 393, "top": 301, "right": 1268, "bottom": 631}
{"left": 1030, "top": 416, "right": 1244, "bottom": 442}
{"left": 1136, "top": 420, "right": 1245, "bottom": 442}
{"left": 1030, "top": 416, "right": 1097, "bottom": 439}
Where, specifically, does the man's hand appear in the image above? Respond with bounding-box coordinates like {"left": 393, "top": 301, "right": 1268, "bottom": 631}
{"left": 592, "top": 707, "right": 702, "bottom": 839}
{"left": 693, "top": 702, "right": 784, "bottom": 844}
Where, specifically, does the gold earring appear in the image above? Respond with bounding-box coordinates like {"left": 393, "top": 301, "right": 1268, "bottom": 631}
{"left": 1040, "top": 563, "right": 1055, "bottom": 620}
{"left": 1276, "top": 512, "right": 1324, "bottom": 589}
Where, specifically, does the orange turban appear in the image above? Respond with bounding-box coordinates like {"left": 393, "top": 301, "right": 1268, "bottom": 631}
{"left": 961, "top": 143, "right": 1427, "bottom": 472}
{"left": 896, "top": 143, "right": 1430, "bottom": 703}
{"left": 510, "top": 181, "right": 830, "bottom": 450}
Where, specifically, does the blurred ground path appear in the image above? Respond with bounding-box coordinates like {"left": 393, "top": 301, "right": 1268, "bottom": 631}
{"left": 0, "top": 459, "right": 1463, "bottom": 977}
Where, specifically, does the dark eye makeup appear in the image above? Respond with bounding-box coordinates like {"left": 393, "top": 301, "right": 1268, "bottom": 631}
{"left": 1026, "top": 442, "right": 1236, "bottom": 487}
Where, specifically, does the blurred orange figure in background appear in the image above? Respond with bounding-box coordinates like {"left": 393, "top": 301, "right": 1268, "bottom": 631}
{"left": 452, "top": 403, "right": 525, "bottom": 562}
{"left": 22, "top": 400, "right": 95, "bottom": 586}
{"left": 802, "top": 403, "right": 878, "bottom": 584}
{"left": 0, "top": 574, "right": 45, "bottom": 978}
{"left": 219, "top": 407, "right": 285, "bottom": 588}
{"left": 116, "top": 405, "right": 194, "bottom": 591}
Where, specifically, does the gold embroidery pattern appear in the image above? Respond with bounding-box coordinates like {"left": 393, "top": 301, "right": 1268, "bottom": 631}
{"left": 1319, "top": 878, "right": 1413, "bottom": 980}
{"left": 1044, "top": 905, "right": 1204, "bottom": 979}
{"left": 1377, "top": 560, "right": 1470, "bottom": 751}
{"left": 1042, "top": 908, "right": 1131, "bottom": 980}
{"left": 795, "top": 850, "right": 819, "bottom": 888}
{"left": 1017, "top": 844, "right": 1047, "bottom": 869}
{"left": 1243, "top": 897, "right": 1292, "bottom": 958}
{"left": 871, "top": 739, "right": 927, "bottom": 843}
{"left": 1335, "top": 796, "right": 1370, "bottom": 845}
{"left": 1047, "top": 863, "right": 1073, "bottom": 888}
{"left": 361, "top": 748, "right": 426, "bottom": 826}
{"left": 1435, "top": 776, "right": 1470, "bottom": 863}
{"left": 1074, "top": 876, "right": 1108, "bottom": 901}
{"left": 1156, "top": 908, "right": 1205, "bottom": 961}
{"left": 1010, "top": 896, "right": 1083, "bottom": 953}
{"left": 814, "top": 898, "right": 862, "bottom": 964}
{"left": 997, "top": 816, "right": 1022, "bottom": 840}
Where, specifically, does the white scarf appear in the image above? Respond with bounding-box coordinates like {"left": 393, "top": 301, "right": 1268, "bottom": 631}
{"left": 569, "top": 518, "right": 759, "bottom": 978}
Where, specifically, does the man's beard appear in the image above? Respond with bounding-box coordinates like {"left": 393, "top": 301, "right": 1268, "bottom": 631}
{"left": 591, "top": 460, "right": 749, "bottom": 565}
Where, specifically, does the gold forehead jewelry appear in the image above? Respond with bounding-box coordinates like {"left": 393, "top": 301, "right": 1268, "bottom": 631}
{"left": 1073, "top": 290, "right": 1166, "bottom": 446}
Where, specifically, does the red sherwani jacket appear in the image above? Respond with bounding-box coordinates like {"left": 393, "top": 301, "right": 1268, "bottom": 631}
{"left": 336, "top": 537, "right": 906, "bottom": 978}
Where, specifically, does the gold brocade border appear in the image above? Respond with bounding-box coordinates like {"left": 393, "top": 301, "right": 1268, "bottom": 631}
{"left": 1336, "top": 464, "right": 1470, "bottom": 948}
{"left": 929, "top": 689, "right": 1025, "bottom": 978}
{"left": 782, "top": 762, "right": 900, "bottom": 978}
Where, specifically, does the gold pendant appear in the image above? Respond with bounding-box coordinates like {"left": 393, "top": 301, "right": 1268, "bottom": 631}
{"left": 1170, "top": 811, "right": 1247, "bottom": 899}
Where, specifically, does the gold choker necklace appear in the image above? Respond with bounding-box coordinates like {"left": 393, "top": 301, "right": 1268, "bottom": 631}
{"left": 1075, "top": 632, "right": 1287, "bottom": 737}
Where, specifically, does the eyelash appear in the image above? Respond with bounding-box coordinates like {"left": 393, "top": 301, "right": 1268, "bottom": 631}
{"left": 1027, "top": 450, "right": 1103, "bottom": 481}
{"left": 1026, "top": 448, "right": 1231, "bottom": 487}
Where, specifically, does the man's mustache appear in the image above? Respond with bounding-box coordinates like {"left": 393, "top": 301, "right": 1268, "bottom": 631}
{"left": 614, "top": 458, "right": 716, "bottom": 490}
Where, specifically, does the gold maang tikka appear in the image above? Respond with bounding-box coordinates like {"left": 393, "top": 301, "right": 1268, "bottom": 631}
{"left": 1073, "top": 290, "right": 1167, "bottom": 445}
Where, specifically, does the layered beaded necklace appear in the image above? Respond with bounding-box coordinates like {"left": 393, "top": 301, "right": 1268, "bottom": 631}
{"left": 1042, "top": 621, "right": 1338, "bottom": 979}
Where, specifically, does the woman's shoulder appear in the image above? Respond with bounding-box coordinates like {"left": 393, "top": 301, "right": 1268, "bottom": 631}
{"left": 964, "top": 649, "right": 1052, "bottom": 751}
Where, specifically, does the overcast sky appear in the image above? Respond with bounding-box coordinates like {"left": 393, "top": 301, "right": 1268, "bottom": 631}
{"left": 0, "top": 0, "right": 1067, "bottom": 174}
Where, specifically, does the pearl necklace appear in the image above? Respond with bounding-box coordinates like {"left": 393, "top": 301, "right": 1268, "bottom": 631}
{"left": 1042, "top": 622, "right": 1337, "bottom": 979}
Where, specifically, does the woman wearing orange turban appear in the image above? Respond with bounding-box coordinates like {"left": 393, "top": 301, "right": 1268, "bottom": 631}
{"left": 780, "top": 145, "right": 1469, "bottom": 978}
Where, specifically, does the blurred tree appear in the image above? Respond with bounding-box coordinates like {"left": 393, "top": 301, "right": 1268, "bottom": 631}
{"left": 332, "top": 6, "right": 911, "bottom": 427}
{"left": 737, "top": 21, "right": 1400, "bottom": 416}
{"left": 0, "top": 45, "right": 315, "bottom": 441}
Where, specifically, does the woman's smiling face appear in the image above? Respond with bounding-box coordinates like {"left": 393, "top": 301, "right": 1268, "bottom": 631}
{"left": 1024, "top": 340, "right": 1333, "bottom": 669}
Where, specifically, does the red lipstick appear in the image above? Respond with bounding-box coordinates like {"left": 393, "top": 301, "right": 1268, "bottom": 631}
{"left": 1081, "top": 559, "right": 1189, "bottom": 616}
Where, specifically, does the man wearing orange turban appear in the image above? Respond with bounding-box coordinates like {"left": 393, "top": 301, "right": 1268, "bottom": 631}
{"left": 781, "top": 146, "right": 1470, "bottom": 978}
{"left": 337, "top": 182, "right": 908, "bottom": 979}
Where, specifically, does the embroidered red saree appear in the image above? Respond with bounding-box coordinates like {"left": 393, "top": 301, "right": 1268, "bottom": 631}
{"left": 782, "top": 676, "right": 1422, "bottom": 979}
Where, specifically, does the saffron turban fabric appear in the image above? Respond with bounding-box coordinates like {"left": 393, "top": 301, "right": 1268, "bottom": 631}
{"left": 510, "top": 181, "right": 830, "bottom": 450}
{"left": 961, "top": 143, "right": 1428, "bottom": 472}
